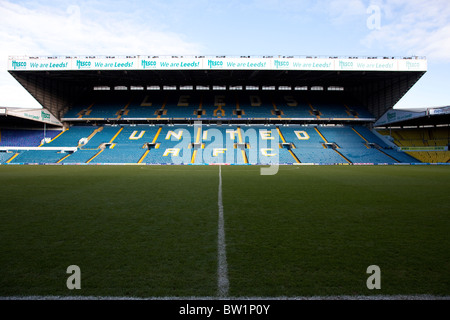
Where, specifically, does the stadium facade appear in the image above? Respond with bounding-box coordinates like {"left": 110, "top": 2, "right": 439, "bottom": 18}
{"left": 3, "top": 54, "right": 447, "bottom": 165}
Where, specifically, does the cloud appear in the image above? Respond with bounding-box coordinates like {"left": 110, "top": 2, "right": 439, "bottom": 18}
{"left": 326, "top": 0, "right": 367, "bottom": 24}
{"left": 0, "top": 0, "right": 203, "bottom": 108}
{"left": 0, "top": 1, "right": 203, "bottom": 55}
{"left": 361, "top": 0, "right": 450, "bottom": 61}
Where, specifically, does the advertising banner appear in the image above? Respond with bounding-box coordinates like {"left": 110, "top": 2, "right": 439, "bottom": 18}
{"left": 374, "top": 109, "right": 426, "bottom": 126}
{"left": 6, "top": 108, "right": 62, "bottom": 126}
{"left": 8, "top": 56, "right": 428, "bottom": 72}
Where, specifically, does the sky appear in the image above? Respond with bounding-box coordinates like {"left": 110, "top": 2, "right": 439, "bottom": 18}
{"left": 0, "top": 0, "right": 449, "bottom": 110}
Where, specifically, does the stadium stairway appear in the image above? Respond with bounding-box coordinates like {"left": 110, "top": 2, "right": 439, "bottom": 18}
{"left": 314, "top": 127, "right": 351, "bottom": 163}
{"left": 353, "top": 126, "right": 419, "bottom": 163}
{"left": 0, "top": 151, "right": 18, "bottom": 164}
{"left": 319, "top": 126, "right": 400, "bottom": 164}
{"left": 194, "top": 126, "right": 249, "bottom": 164}
{"left": 88, "top": 126, "right": 158, "bottom": 164}
{"left": 143, "top": 125, "right": 195, "bottom": 164}
{"left": 277, "top": 126, "right": 346, "bottom": 164}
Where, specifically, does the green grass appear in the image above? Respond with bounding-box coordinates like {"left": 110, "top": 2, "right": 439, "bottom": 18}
{"left": 0, "top": 165, "right": 219, "bottom": 297}
{"left": 223, "top": 165, "right": 450, "bottom": 296}
{"left": 0, "top": 165, "right": 449, "bottom": 297}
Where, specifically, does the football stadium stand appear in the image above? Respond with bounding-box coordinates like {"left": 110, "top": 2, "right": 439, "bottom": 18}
{"left": 1, "top": 123, "right": 422, "bottom": 165}
{"left": 377, "top": 127, "right": 450, "bottom": 163}
{"left": 5, "top": 54, "right": 446, "bottom": 165}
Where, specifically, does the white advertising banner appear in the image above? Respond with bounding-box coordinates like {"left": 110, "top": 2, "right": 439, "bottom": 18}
{"left": 428, "top": 106, "right": 450, "bottom": 115}
{"left": 8, "top": 56, "right": 428, "bottom": 72}
{"left": 72, "top": 57, "right": 139, "bottom": 70}
{"left": 374, "top": 109, "right": 426, "bottom": 126}
{"left": 139, "top": 56, "right": 203, "bottom": 70}
{"left": 6, "top": 108, "right": 63, "bottom": 126}
{"left": 9, "top": 58, "right": 71, "bottom": 71}
{"left": 270, "top": 58, "right": 334, "bottom": 71}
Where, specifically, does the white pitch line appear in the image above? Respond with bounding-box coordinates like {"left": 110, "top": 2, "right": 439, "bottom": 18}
{"left": 217, "top": 165, "right": 229, "bottom": 297}
{"left": 2, "top": 294, "right": 449, "bottom": 300}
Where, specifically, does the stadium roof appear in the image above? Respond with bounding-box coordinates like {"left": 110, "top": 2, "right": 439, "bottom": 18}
{"left": 374, "top": 106, "right": 450, "bottom": 127}
{"left": 0, "top": 106, "right": 62, "bottom": 128}
{"left": 7, "top": 55, "right": 427, "bottom": 122}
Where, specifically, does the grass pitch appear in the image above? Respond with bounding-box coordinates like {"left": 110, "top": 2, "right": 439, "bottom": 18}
{"left": 0, "top": 165, "right": 449, "bottom": 298}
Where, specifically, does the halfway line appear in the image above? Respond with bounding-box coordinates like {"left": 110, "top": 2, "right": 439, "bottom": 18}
{"left": 217, "top": 165, "right": 229, "bottom": 297}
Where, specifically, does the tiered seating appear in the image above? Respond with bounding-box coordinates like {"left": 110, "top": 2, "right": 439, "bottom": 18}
{"left": 144, "top": 126, "right": 194, "bottom": 164}
{"left": 122, "top": 93, "right": 166, "bottom": 119}
{"left": 379, "top": 127, "right": 444, "bottom": 147}
{"left": 46, "top": 126, "right": 98, "bottom": 147}
{"left": 239, "top": 126, "right": 293, "bottom": 164}
{"left": 195, "top": 126, "right": 247, "bottom": 164}
{"left": 354, "top": 126, "right": 418, "bottom": 163}
{"left": 200, "top": 94, "right": 238, "bottom": 119}
{"left": 60, "top": 150, "right": 99, "bottom": 164}
{"left": 81, "top": 126, "right": 122, "bottom": 149}
{"left": 272, "top": 95, "right": 315, "bottom": 118}
{"left": 308, "top": 94, "right": 349, "bottom": 118}
{"left": 62, "top": 91, "right": 376, "bottom": 120}
{"left": 164, "top": 95, "right": 199, "bottom": 119}
{"left": 405, "top": 152, "right": 449, "bottom": 163}
{"left": 9, "top": 150, "right": 66, "bottom": 164}
{"left": 54, "top": 126, "right": 113, "bottom": 163}
{"left": 235, "top": 94, "right": 276, "bottom": 119}
{"left": 62, "top": 106, "right": 84, "bottom": 118}
{"left": 344, "top": 102, "right": 374, "bottom": 119}
{"left": 66, "top": 91, "right": 129, "bottom": 119}
{"left": 377, "top": 127, "right": 449, "bottom": 163}
{"left": 0, "top": 152, "right": 15, "bottom": 163}
{"left": 91, "top": 125, "right": 161, "bottom": 164}
{"left": 86, "top": 101, "right": 124, "bottom": 119}
{"left": 319, "top": 126, "right": 397, "bottom": 163}
{"left": 279, "top": 126, "right": 347, "bottom": 163}
{"left": 6, "top": 123, "right": 432, "bottom": 165}
{"left": 0, "top": 129, "right": 61, "bottom": 147}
